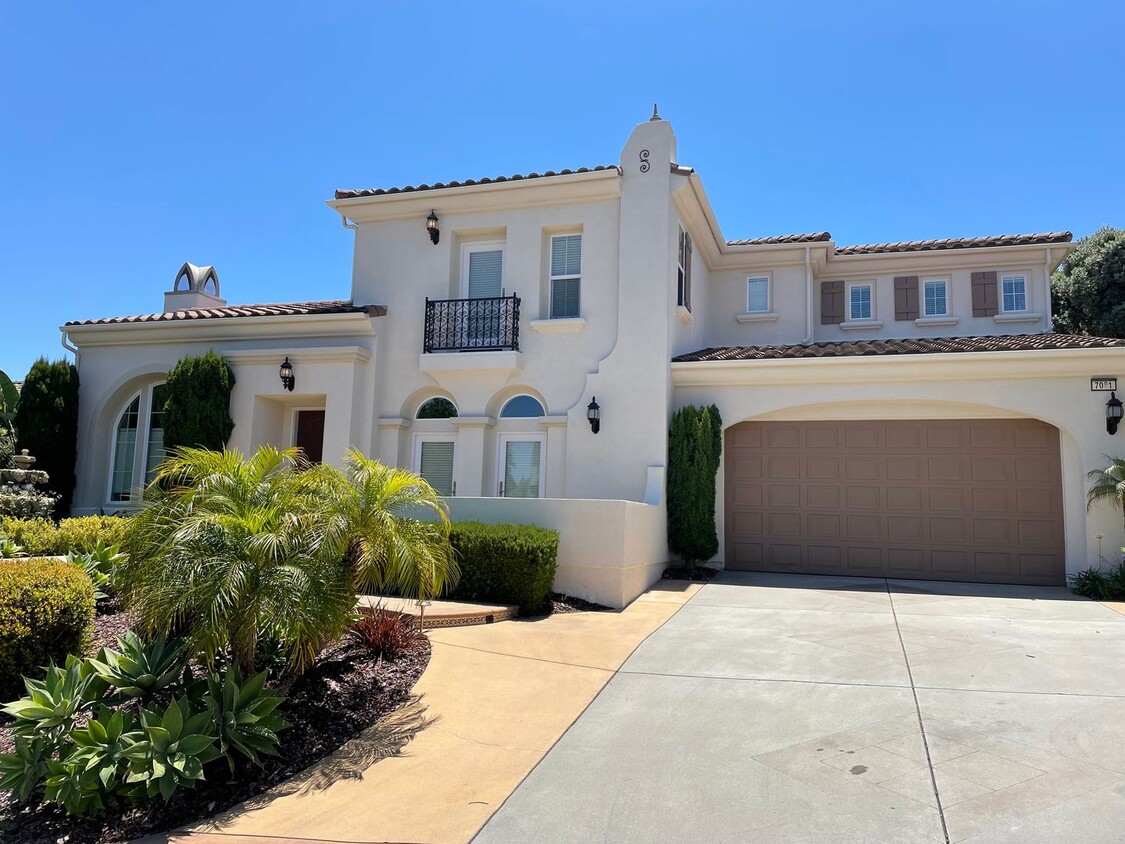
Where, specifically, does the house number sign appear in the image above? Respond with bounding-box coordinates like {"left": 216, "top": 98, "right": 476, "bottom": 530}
{"left": 1091, "top": 378, "right": 1117, "bottom": 392}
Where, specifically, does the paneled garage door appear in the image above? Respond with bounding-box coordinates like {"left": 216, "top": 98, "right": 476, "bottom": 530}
{"left": 725, "top": 419, "right": 1065, "bottom": 585}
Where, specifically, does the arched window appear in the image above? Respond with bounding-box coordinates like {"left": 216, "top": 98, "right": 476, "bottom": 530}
{"left": 500, "top": 395, "right": 545, "bottom": 419}
{"left": 417, "top": 397, "right": 458, "bottom": 419}
{"left": 107, "top": 383, "right": 169, "bottom": 503}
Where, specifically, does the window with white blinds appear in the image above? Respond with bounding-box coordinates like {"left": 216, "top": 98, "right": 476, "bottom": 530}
{"left": 746, "top": 277, "right": 769, "bottom": 313}
{"left": 466, "top": 248, "right": 503, "bottom": 299}
{"left": 550, "top": 234, "right": 581, "bottom": 318}
{"left": 418, "top": 441, "right": 455, "bottom": 497}
{"left": 502, "top": 439, "right": 543, "bottom": 498}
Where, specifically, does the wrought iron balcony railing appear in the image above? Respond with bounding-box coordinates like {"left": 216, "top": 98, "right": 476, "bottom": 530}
{"left": 423, "top": 294, "right": 520, "bottom": 353}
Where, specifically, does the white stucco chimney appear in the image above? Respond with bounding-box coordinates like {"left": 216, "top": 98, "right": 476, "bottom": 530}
{"left": 163, "top": 262, "right": 227, "bottom": 312}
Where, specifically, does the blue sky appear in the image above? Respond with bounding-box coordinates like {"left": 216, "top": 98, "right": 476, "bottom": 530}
{"left": 1, "top": 1, "right": 1122, "bottom": 378}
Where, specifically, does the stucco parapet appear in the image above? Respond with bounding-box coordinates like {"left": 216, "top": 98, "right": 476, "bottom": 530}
{"left": 418, "top": 351, "right": 522, "bottom": 375}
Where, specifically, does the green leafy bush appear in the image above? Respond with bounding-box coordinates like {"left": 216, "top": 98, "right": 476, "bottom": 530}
{"left": 1070, "top": 560, "right": 1125, "bottom": 601}
{"left": 667, "top": 404, "right": 723, "bottom": 569}
{"left": 0, "top": 515, "right": 131, "bottom": 556}
{"left": 448, "top": 522, "right": 559, "bottom": 614}
{"left": 162, "top": 350, "right": 236, "bottom": 451}
{"left": 0, "top": 559, "right": 95, "bottom": 699}
{"left": 15, "top": 358, "right": 80, "bottom": 516}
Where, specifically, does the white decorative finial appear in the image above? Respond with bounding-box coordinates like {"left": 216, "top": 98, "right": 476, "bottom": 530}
{"left": 650, "top": 103, "right": 661, "bottom": 121}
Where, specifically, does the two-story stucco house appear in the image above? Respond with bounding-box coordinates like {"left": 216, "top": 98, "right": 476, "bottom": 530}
{"left": 62, "top": 113, "right": 1125, "bottom": 607}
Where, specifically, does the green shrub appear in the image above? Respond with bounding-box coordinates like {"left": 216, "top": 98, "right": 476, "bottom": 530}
{"left": 162, "top": 350, "right": 235, "bottom": 451}
{"left": 0, "top": 559, "right": 95, "bottom": 700}
{"left": 448, "top": 522, "right": 559, "bottom": 614}
{"left": 0, "top": 515, "right": 131, "bottom": 556}
{"left": 667, "top": 404, "right": 723, "bottom": 569}
{"left": 15, "top": 358, "right": 80, "bottom": 516}
{"left": 1071, "top": 560, "right": 1125, "bottom": 601}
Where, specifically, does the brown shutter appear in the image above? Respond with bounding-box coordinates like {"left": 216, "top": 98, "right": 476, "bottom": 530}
{"left": 820, "top": 280, "right": 844, "bottom": 324}
{"left": 894, "top": 276, "right": 919, "bottom": 321}
{"left": 972, "top": 271, "right": 998, "bottom": 317}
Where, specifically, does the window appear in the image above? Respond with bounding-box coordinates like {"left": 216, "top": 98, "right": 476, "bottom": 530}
{"left": 110, "top": 396, "right": 140, "bottom": 502}
{"left": 417, "top": 397, "right": 458, "bottom": 419}
{"left": 677, "top": 226, "right": 692, "bottom": 311}
{"left": 143, "top": 384, "right": 169, "bottom": 483}
{"left": 1001, "top": 274, "right": 1027, "bottom": 312}
{"left": 923, "top": 279, "right": 948, "bottom": 317}
{"left": 550, "top": 234, "right": 582, "bottom": 319}
{"left": 464, "top": 244, "right": 504, "bottom": 299}
{"left": 848, "top": 283, "right": 873, "bottom": 321}
{"left": 500, "top": 395, "right": 545, "bottom": 418}
{"left": 108, "top": 383, "right": 170, "bottom": 503}
{"left": 746, "top": 277, "right": 770, "bottom": 313}
{"left": 499, "top": 435, "right": 545, "bottom": 498}
{"left": 415, "top": 438, "right": 455, "bottom": 497}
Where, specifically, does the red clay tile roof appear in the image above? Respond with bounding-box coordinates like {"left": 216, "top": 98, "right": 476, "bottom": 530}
{"left": 672, "top": 334, "right": 1125, "bottom": 362}
{"left": 835, "top": 232, "right": 1072, "bottom": 255}
{"left": 334, "top": 165, "right": 620, "bottom": 199}
{"left": 65, "top": 300, "right": 381, "bottom": 327}
{"left": 728, "top": 232, "right": 832, "bottom": 246}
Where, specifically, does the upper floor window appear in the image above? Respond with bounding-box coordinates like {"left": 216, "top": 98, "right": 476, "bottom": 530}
{"left": 677, "top": 226, "right": 693, "bottom": 311}
{"left": 848, "top": 282, "right": 873, "bottom": 321}
{"left": 923, "top": 278, "right": 949, "bottom": 317}
{"left": 550, "top": 235, "right": 582, "bottom": 319}
{"left": 1001, "top": 274, "right": 1027, "bottom": 312}
{"left": 746, "top": 276, "right": 770, "bottom": 313}
{"left": 462, "top": 242, "right": 504, "bottom": 299}
{"left": 500, "top": 395, "right": 545, "bottom": 418}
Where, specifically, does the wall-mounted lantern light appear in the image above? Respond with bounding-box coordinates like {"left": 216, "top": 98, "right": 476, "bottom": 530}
{"left": 426, "top": 210, "right": 440, "bottom": 245}
{"left": 587, "top": 397, "right": 601, "bottom": 434}
{"left": 279, "top": 357, "right": 295, "bottom": 392}
{"left": 1107, "top": 392, "right": 1123, "bottom": 435}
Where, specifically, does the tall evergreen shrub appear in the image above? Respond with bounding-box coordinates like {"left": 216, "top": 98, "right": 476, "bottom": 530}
{"left": 15, "top": 358, "right": 80, "bottom": 515}
{"left": 162, "top": 350, "right": 236, "bottom": 451}
{"left": 667, "top": 404, "right": 723, "bottom": 569}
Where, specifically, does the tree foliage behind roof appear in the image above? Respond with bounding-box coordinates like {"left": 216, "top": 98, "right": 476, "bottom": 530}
{"left": 15, "top": 358, "right": 80, "bottom": 515}
{"left": 162, "top": 350, "right": 236, "bottom": 452}
{"left": 1051, "top": 227, "right": 1125, "bottom": 338}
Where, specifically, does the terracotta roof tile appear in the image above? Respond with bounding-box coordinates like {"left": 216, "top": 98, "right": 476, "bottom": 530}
{"left": 672, "top": 333, "right": 1125, "bottom": 363}
{"left": 728, "top": 232, "right": 832, "bottom": 246}
{"left": 65, "top": 300, "right": 381, "bottom": 327}
{"left": 334, "top": 165, "right": 620, "bottom": 199}
{"left": 835, "top": 231, "right": 1072, "bottom": 255}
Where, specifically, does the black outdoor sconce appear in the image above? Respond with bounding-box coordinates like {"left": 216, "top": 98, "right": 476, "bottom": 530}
{"left": 587, "top": 397, "right": 601, "bottom": 434}
{"left": 426, "top": 210, "right": 440, "bottom": 245}
{"left": 1108, "top": 392, "right": 1123, "bottom": 435}
{"left": 279, "top": 357, "right": 295, "bottom": 392}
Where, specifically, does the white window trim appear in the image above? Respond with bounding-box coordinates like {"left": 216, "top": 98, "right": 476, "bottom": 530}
{"left": 497, "top": 433, "right": 546, "bottom": 498}
{"left": 845, "top": 280, "right": 876, "bottom": 323}
{"left": 677, "top": 225, "right": 692, "bottom": 311}
{"left": 921, "top": 277, "right": 950, "bottom": 317}
{"left": 746, "top": 274, "right": 771, "bottom": 314}
{"left": 460, "top": 240, "right": 506, "bottom": 299}
{"left": 999, "top": 272, "right": 1029, "bottom": 314}
{"left": 549, "top": 234, "right": 581, "bottom": 319}
{"left": 105, "top": 382, "right": 166, "bottom": 506}
{"left": 412, "top": 433, "right": 458, "bottom": 497}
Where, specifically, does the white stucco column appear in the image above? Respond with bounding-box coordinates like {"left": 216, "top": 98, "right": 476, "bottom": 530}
{"left": 453, "top": 417, "right": 493, "bottom": 497}
{"left": 543, "top": 415, "right": 568, "bottom": 497}
{"left": 376, "top": 418, "right": 409, "bottom": 468}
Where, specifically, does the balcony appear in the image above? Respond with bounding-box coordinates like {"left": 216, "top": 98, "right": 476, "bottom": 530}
{"left": 423, "top": 294, "right": 521, "bottom": 353}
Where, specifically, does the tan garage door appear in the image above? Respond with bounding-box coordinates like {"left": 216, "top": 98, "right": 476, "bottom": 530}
{"left": 725, "top": 419, "right": 1065, "bottom": 585}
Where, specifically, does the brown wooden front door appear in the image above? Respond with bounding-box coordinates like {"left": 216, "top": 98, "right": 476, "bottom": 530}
{"left": 294, "top": 410, "right": 325, "bottom": 464}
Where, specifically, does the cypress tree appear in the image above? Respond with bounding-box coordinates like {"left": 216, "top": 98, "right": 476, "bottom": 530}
{"left": 15, "top": 358, "right": 80, "bottom": 516}
{"left": 667, "top": 403, "right": 724, "bottom": 569}
{"left": 162, "top": 350, "right": 236, "bottom": 452}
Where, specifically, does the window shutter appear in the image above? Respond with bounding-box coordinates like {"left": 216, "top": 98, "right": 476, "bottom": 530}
{"left": 419, "top": 441, "right": 455, "bottom": 496}
{"left": 467, "top": 250, "right": 503, "bottom": 299}
{"left": 972, "top": 271, "right": 998, "bottom": 317}
{"left": 820, "top": 281, "right": 844, "bottom": 324}
{"left": 894, "top": 276, "right": 919, "bottom": 321}
{"left": 551, "top": 279, "right": 581, "bottom": 319}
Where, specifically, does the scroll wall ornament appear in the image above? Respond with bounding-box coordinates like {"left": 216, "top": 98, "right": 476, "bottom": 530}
{"left": 639, "top": 149, "right": 651, "bottom": 173}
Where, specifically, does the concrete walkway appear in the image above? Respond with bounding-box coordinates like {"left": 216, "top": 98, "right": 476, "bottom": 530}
{"left": 169, "top": 580, "right": 702, "bottom": 844}
{"left": 476, "top": 573, "right": 1125, "bottom": 844}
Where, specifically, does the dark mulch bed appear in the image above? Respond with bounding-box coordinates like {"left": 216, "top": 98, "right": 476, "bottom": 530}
{"left": 662, "top": 565, "right": 720, "bottom": 582}
{"left": 0, "top": 633, "right": 431, "bottom": 844}
{"left": 545, "top": 592, "right": 612, "bottom": 615}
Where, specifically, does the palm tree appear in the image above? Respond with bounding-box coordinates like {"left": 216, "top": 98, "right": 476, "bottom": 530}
{"left": 313, "top": 448, "right": 459, "bottom": 603}
{"left": 1087, "top": 456, "right": 1125, "bottom": 532}
{"left": 119, "top": 446, "right": 356, "bottom": 676}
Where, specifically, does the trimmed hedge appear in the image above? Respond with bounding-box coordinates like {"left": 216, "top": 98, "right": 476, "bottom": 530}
{"left": 0, "top": 515, "right": 131, "bottom": 556}
{"left": 0, "top": 558, "right": 95, "bottom": 699}
{"left": 448, "top": 521, "right": 559, "bottom": 615}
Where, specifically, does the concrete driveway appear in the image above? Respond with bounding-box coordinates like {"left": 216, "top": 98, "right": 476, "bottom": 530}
{"left": 475, "top": 573, "right": 1125, "bottom": 843}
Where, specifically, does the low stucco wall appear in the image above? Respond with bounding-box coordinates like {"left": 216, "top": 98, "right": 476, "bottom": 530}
{"left": 444, "top": 497, "right": 668, "bottom": 609}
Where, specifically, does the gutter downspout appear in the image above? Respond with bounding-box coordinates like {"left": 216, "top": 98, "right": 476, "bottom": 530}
{"left": 1044, "top": 247, "right": 1054, "bottom": 332}
{"left": 800, "top": 245, "right": 814, "bottom": 344}
{"left": 341, "top": 216, "right": 358, "bottom": 231}
{"left": 60, "top": 328, "right": 79, "bottom": 367}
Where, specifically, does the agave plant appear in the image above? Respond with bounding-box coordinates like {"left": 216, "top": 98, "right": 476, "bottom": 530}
{"left": 205, "top": 665, "right": 288, "bottom": 768}
{"left": 42, "top": 707, "right": 142, "bottom": 814}
{"left": 123, "top": 696, "right": 220, "bottom": 801}
{"left": 66, "top": 540, "right": 126, "bottom": 600}
{"left": 3, "top": 656, "right": 104, "bottom": 741}
{"left": 88, "top": 632, "right": 186, "bottom": 702}
{"left": 0, "top": 534, "right": 23, "bottom": 558}
{"left": 0, "top": 735, "right": 52, "bottom": 801}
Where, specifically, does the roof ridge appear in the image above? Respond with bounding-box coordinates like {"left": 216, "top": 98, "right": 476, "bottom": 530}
{"left": 65, "top": 299, "right": 374, "bottom": 327}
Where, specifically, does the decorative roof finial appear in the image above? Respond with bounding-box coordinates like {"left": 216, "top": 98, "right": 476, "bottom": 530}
{"left": 650, "top": 103, "right": 661, "bottom": 121}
